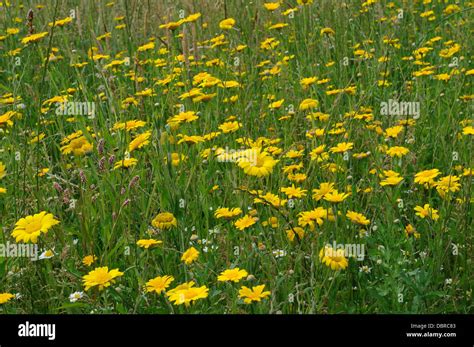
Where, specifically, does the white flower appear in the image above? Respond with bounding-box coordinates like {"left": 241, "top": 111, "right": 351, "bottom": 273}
{"left": 359, "top": 265, "right": 372, "bottom": 273}
{"left": 272, "top": 249, "right": 287, "bottom": 258}
{"left": 69, "top": 291, "right": 84, "bottom": 303}
{"left": 39, "top": 249, "right": 55, "bottom": 260}
{"left": 445, "top": 278, "right": 452, "bottom": 285}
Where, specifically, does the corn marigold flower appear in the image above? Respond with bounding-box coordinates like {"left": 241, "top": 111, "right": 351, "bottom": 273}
{"left": 219, "top": 18, "right": 235, "bottom": 30}
{"left": 112, "top": 120, "right": 146, "bottom": 132}
{"left": 280, "top": 185, "right": 307, "bottom": 198}
{"left": 166, "top": 282, "right": 209, "bottom": 306}
{"left": 299, "top": 98, "right": 319, "bottom": 110}
{"left": 214, "top": 207, "right": 242, "bottom": 219}
{"left": 405, "top": 224, "right": 420, "bottom": 238}
{"left": 380, "top": 170, "right": 404, "bottom": 186}
{"left": 129, "top": 131, "right": 152, "bottom": 152}
{"left": 323, "top": 190, "right": 350, "bottom": 203}
{"left": 346, "top": 210, "right": 370, "bottom": 226}
{"left": 113, "top": 158, "right": 138, "bottom": 170}
{"left": 435, "top": 175, "right": 461, "bottom": 198}
{"left": 21, "top": 31, "right": 48, "bottom": 44}
{"left": 414, "top": 204, "right": 439, "bottom": 221}
{"left": 12, "top": 211, "right": 60, "bottom": 243}
{"left": 151, "top": 212, "right": 177, "bottom": 230}
{"left": 48, "top": 17, "right": 73, "bottom": 27}
{"left": 146, "top": 275, "right": 174, "bottom": 294}
{"left": 0, "top": 293, "right": 15, "bottom": 304}
{"left": 298, "top": 207, "right": 333, "bottom": 230}
{"left": 330, "top": 142, "right": 353, "bottom": 153}
{"left": 386, "top": 146, "right": 409, "bottom": 158}
{"left": 82, "top": 266, "right": 123, "bottom": 291}
{"left": 312, "top": 182, "right": 335, "bottom": 200}
{"left": 218, "top": 268, "right": 248, "bottom": 283}
{"left": 239, "top": 285, "right": 271, "bottom": 303}
{"left": 82, "top": 255, "right": 97, "bottom": 267}
{"left": 181, "top": 246, "right": 200, "bottom": 264}
{"left": 286, "top": 227, "right": 305, "bottom": 241}
{"left": 137, "top": 239, "right": 163, "bottom": 249}
{"left": 234, "top": 214, "right": 258, "bottom": 230}
{"left": 414, "top": 169, "right": 440, "bottom": 186}
{"left": 60, "top": 136, "right": 93, "bottom": 156}
{"left": 319, "top": 245, "right": 349, "bottom": 270}
{"left": 263, "top": 2, "right": 280, "bottom": 11}
{"left": 237, "top": 148, "right": 278, "bottom": 177}
{"left": 219, "top": 121, "right": 241, "bottom": 133}
{"left": 0, "top": 161, "right": 6, "bottom": 179}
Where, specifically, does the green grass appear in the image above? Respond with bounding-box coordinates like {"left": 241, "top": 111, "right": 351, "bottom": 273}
{"left": 0, "top": 0, "right": 472, "bottom": 313}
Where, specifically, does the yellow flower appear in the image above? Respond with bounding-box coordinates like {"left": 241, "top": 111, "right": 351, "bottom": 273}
{"left": 263, "top": 2, "right": 280, "bottom": 11}
{"left": 298, "top": 207, "right": 333, "bottom": 230}
{"left": 82, "top": 266, "right": 123, "bottom": 291}
{"left": 166, "top": 282, "right": 209, "bottom": 306}
{"left": 237, "top": 148, "right": 278, "bottom": 177}
{"left": 414, "top": 204, "right": 439, "bottom": 221}
{"left": 310, "top": 145, "right": 329, "bottom": 162}
{"left": 146, "top": 275, "right": 174, "bottom": 294}
{"left": 323, "top": 190, "right": 350, "bottom": 203}
{"left": 234, "top": 214, "right": 258, "bottom": 230}
{"left": 380, "top": 170, "right": 403, "bottom": 186}
{"left": 181, "top": 247, "right": 199, "bottom": 265}
{"left": 300, "top": 77, "right": 317, "bottom": 89}
{"left": 386, "top": 146, "right": 409, "bottom": 158}
{"left": 137, "top": 239, "right": 163, "bottom": 249}
{"left": 299, "top": 98, "right": 319, "bottom": 110}
{"left": 112, "top": 120, "right": 146, "bottom": 131}
{"left": 82, "top": 255, "right": 97, "bottom": 267}
{"left": 12, "top": 211, "right": 60, "bottom": 243}
{"left": 0, "top": 293, "right": 15, "bottom": 304}
{"left": 462, "top": 126, "right": 474, "bottom": 135}
{"left": 113, "top": 158, "right": 138, "bottom": 170}
{"left": 0, "top": 161, "right": 6, "bottom": 179}
{"left": 312, "top": 182, "right": 335, "bottom": 200}
{"left": 239, "top": 285, "right": 271, "bottom": 304}
{"left": 219, "top": 18, "right": 235, "bottom": 30}
{"left": 405, "top": 224, "right": 420, "bottom": 238}
{"left": 414, "top": 169, "right": 440, "bottom": 186}
{"left": 214, "top": 207, "right": 242, "bottom": 219}
{"left": 286, "top": 227, "right": 305, "bottom": 242}
{"left": 269, "top": 99, "right": 284, "bottom": 109}
{"left": 218, "top": 268, "right": 248, "bottom": 282}
{"left": 384, "top": 125, "right": 404, "bottom": 138}
{"left": 346, "top": 210, "right": 370, "bottom": 226}
{"left": 280, "top": 185, "right": 307, "bottom": 198}
{"left": 48, "top": 17, "right": 73, "bottom": 27}
{"left": 60, "top": 136, "right": 93, "bottom": 156}
{"left": 320, "top": 27, "right": 335, "bottom": 36}
{"left": 330, "top": 142, "right": 353, "bottom": 153}
{"left": 319, "top": 245, "right": 348, "bottom": 270}
{"left": 21, "top": 31, "right": 48, "bottom": 44}
{"left": 137, "top": 41, "right": 155, "bottom": 52}
{"left": 129, "top": 131, "right": 151, "bottom": 152}
{"left": 152, "top": 212, "right": 177, "bottom": 230}
{"left": 219, "top": 121, "right": 241, "bottom": 133}
{"left": 435, "top": 175, "right": 461, "bottom": 198}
